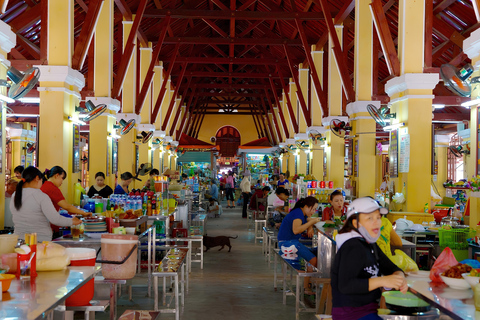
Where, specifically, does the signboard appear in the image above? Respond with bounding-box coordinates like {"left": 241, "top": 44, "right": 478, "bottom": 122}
{"left": 135, "top": 144, "right": 139, "bottom": 172}
{"left": 347, "top": 139, "right": 353, "bottom": 176}
{"left": 389, "top": 129, "right": 398, "bottom": 178}
{"left": 323, "top": 150, "right": 327, "bottom": 178}
{"left": 0, "top": 109, "right": 2, "bottom": 173}
{"left": 72, "top": 124, "right": 80, "bottom": 173}
{"left": 106, "top": 139, "right": 110, "bottom": 176}
{"left": 354, "top": 139, "right": 359, "bottom": 178}
{"left": 112, "top": 140, "right": 118, "bottom": 174}
{"left": 399, "top": 134, "right": 410, "bottom": 173}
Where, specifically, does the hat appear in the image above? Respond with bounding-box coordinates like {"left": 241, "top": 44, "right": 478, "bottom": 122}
{"left": 346, "top": 197, "right": 388, "bottom": 219}
{"left": 242, "top": 170, "right": 251, "bottom": 177}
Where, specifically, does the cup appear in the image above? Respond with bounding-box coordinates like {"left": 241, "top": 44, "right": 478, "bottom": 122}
{"left": 71, "top": 225, "right": 81, "bottom": 239}
{"left": 95, "top": 202, "right": 103, "bottom": 214}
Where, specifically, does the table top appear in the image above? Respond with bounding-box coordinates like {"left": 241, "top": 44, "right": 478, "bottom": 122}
{"left": 153, "top": 248, "right": 188, "bottom": 275}
{"left": 0, "top": 266, "right": 99, "bottom": 320}
{"left": 53, "top": 235, "right": 102, "bottom": 249}
{"left": 407, "top": 277, "right": 480, "bottom": 320}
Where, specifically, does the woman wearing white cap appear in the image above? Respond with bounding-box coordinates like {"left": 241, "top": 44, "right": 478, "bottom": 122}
{"left": 331, "top": 197, "right": 407, "bottom": 320}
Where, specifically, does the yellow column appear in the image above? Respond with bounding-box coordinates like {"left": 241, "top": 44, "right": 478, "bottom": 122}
{"left": 298, "top": 66, "right": 308, "bottom": 132}
{"left": 117, "top": 19, "right": 137, "bottom": 186}
{"left": 152, "top": 64, "right": 164, "bottom": 171}
{"left": 462, "top": 28, "right": 480, "bottom": 225}
{"left": 346, "top": 102, "right": 376, "bottom": 197}
{"left": 311, "top": 49, "right": 324, "bottom": 123}
{"left": 383, "top": 0, "right": 438, "bottom": 212}
{"left": 0, "top": 19, "right": 15, "bottom": 228}
{"left": 433, "top": 135, "right": 449, "bottom": 199}
{"left": 89, "top": 0, "right": 118, "bottom": 188}
{"left": 323, "top": 24, "right": 345, "bottom": 189}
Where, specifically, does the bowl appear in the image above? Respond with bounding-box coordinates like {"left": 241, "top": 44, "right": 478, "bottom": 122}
{"left": 125, "top": 227, "right": 136, "bottom": 235}
{"left": 0, "top": 274, "right": 15, "bottom": 292}
{"left": 462, "top": 273, "right": 480, "bottom": 288}
{"left": 440, "top": 275, "right": 470, "bottom": 290}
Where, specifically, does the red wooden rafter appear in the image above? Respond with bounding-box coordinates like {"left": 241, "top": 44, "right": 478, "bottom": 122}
{"left": 169, "top": 76, "right": 192, "bottom": 137}
{"left": 318, "top": 0, "right": 355, "bottom": 102}
{"left": 151, "top": 43, "right": 180, "bottom": 124}
{"left": 72, "top": 0, "right": 104, "bottom": 70}
{"left": 135, "top": 16, "right": 171, "bottom": 115}
{"left": 276, "top": 69, "right": 299, "bottom": 134}
{"left": 161, "top": 62, "right": 187, "bottom": 131}
{"left": 111, "top": 0, "right": 148, "bottom": 99}
{"left": 267, "top": 82, "right": 290, "bottom": 139}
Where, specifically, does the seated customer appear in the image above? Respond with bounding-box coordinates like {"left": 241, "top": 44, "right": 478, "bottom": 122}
{"left": 248, "top": 186, "right": 271, "bottom": 212}
{"left": 114, "top": 172, "right": 134, "bottom": 194}
{"left": 208, "top": 198, "right": 222, "bottom": 217}
{"left": 269, "top": 187, "right": 290, "bottom": 228}
{"left": 322, "top": 190, "right": 348, "bottom": 222}
{"left": 87, "top": 172, "right": 113, "bottom": 198}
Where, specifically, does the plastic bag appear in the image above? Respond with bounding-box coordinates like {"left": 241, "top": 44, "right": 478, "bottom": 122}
{"left": 36, "top": 242, "right": 66, "bottom": 260}
{"left": 390, "top": 250, "right": 419, "bottom": 272}
{"left": 36, "top": 255, "right": 70, "bottom": 271}
{"left": 392, "top": 193, "right": 405, "bottom": 204}
{"left": 429, "top": 247, "right": 458, "bottom": 283}
{"left": 460, "top": 259, "right": 480, "bottom": 268}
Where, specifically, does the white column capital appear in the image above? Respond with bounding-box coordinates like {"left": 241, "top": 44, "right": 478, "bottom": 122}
{"left": 285, "top": 138, "right": 296, "bottom": 145}
{"left": 306, "top": 126, "right": 327, "bottom": 134}
{"left": 153, "top": 130, "right": 166, "bottom": 138}
{"left": 322, "top": 116, "right": 348, "bottom": 127}
{"left": 385, "top": 73, "right": 439, "bottom": 97}
{"left": 346, "top": 101, "right": 380, "bottom": 116}
{"left": 137, "top": 124, "right": 155, "bottom": 132}
{"left": 464, "top": 28, "right": 480, "bottom": 60}
{"left": 35, "top": 65, "right": 85, "bottom": 90}
{"left": 294, "top": 133, "right": 308, "bottom": 140}
{"left": 0, "top": 20, "right": 16, "bottom": 55}
{"left": 116, "top": 113, "right": 141, "bottom": 124}
{"left": 85, "top": 97, "right": 121, "bottom": 113}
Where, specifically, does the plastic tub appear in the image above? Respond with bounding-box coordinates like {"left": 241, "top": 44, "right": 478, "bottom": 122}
{"left": 65, "top": 248, "right": 96, "bottom": 306}
{"left": 101, "top": 234, "right": 138, "bottom": 280}
{"left": 1, "top": 253, "right": 17, "bottom": 273}
{"left": 0, "top": 234, "right": 18, "bottom": 255}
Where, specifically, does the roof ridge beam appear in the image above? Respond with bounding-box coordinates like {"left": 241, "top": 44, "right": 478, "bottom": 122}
{"left": 144, "top": 9, "right": 324, "bottom": 20}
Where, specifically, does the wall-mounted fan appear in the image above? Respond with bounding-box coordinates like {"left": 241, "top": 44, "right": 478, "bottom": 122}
{"left": 367, "top": 104, "right": 396, "bottom": 127}
{"left": 449, "top": 145, "right": 470, "bottom": 158}
{"left": 330, "top": 119, "right": 352, "bottom": 138}
{"left": 295, "top": 141, "right": 308, "bottom": 149}
{"left": 152, "top": 138, "right": 162, "bottom": 145}
{"left": 0, "top": 66, "right": 40, "bottom": 99}
{"left": 440, "top": 63, "right": 475, "bottom": 97}
{"left": 116, "top": 119, "right": 135, "bottom": 135}
{"left": 137, "top": 131, "right": 153, "bottom": 144}
{"left": 134, "top": 162, "right": 153, "bottom": 181}
{"left": 24, "top": 142, "right": 36, "bottom": 154}
{"left": 308, "top": 130, "right": 324, "bottom": 144}
{"left": 210, "top": 136, "right": 216, "bottom": 143}
{"left": 81, "top": 100, "right": 107, "bottom": 122}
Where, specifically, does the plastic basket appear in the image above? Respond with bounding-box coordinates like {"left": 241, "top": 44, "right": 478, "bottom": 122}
{"left": 438, "top": 227, "right": 475, "bottom": 250}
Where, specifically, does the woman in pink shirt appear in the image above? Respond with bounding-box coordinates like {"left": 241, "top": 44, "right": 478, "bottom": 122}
{"left": 225, "top": 172, "right": 235, "bottom": 208}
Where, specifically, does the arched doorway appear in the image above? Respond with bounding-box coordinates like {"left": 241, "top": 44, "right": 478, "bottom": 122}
{"left": 216, "top": 126, "right": 240, "bottom": 157}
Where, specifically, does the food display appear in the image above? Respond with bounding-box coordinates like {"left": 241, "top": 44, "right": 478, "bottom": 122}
{"left": 442, "top": 263, "right": 472, "bottom": 279}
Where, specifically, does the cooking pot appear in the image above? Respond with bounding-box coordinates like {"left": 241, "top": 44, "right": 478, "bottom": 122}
{"left": 441, "top": 216, "right": 459, "bottom": 227}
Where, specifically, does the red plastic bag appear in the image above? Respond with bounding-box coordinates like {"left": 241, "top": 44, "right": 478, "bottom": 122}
{"left": 429, "top": 247, "right": 458, "bottom": 283}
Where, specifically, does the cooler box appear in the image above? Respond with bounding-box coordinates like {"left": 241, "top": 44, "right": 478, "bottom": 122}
{"left": 65, "top": 248, "right": 96, "bottom": 306}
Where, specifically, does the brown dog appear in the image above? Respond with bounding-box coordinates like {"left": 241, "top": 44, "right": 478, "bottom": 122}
{"left": 203, "top": 235, "right": 238, "bottom": 252}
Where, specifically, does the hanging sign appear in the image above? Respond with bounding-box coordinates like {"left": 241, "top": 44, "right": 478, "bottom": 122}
{"left": 354, "top": 139, "right": 359, "bottom": 178}
{"left": 399, "top": 134, "right": 410, "bottom": 173}
{"left": 347, "top": 139, "right": 353, "bottom": 176}
{"left": 72, "top": 124, "right": 80, "bottom": 173}
{"left": 112, "top": 140, "right": 118, "bottom": 174}
{"left": 389, "top": 129, "right": 398, "bottom": 178}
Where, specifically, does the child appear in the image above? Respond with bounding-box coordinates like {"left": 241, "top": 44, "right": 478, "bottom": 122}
{"left": 322, "top": 189, "right": 348, "bottom": 222}
{"left": 331, "top": 197, "right": 407, "bottom": 320}
{"left": 208, "top": 198, "right": 221, "bottom": 218}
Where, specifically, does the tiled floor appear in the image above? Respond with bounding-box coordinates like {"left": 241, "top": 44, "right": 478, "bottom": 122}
{"left": 94, "top": 203, "right": 318, "bottom": 319}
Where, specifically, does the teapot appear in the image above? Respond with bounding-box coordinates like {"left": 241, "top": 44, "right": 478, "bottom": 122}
{"left": 441, "top": 216, "right": 459, "bottom": 227}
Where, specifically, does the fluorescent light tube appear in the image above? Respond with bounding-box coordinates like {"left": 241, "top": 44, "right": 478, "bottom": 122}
{"left": 0, "top": 94, "right": 15, "bottom": 103}
{"left": 68, "top": 116, "right": 86, "bottom": 126}
{"left": 19, "top": 97, "right": 40, "bottom": 104}
{"left": 383, "top": 122, "right": 405, "bottom": 131}
{"left": 461, "top": 99, "right": 480, "bottom": 108}
{"left": 6, "top": 114, "right": 39, "bottom": 117}
{"left": 432, "top": 104, "right": 445, "bottom": 109}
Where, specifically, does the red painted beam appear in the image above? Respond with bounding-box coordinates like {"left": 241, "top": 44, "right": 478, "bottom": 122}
{"left": 268, "top": 82, "right": 290, "bottom": 139}
{"left": 425, "top": 0, "right": 433, "bottom": 68}
{"left": 319, "top": 0, "right": 355, "bottom": 102}
{"left": 111, "top": 0, "right": 148, "bottom": 99}
{"left": 185, "top": 71, "right": 280, "bottom": 78}
{"left": 264, "top": 87, "right": 283, "bottom": 142}
{"left": 296, "top": 19, "right": 328, "bottom": 117}
{"left": 16, "top": 34, "right": 40, "bottom": 59}
{"left": 162, "top": 37, "right": 302, "bottom": 45}
{"left": 284, "top": 45, "right": 311, "bottom": 127}
{"left": 194, "top": 83, "right": 274, "bottom": 89}
{"left": 72, "top": 0, "right": 104, "bottom": 70}
{"left": 178, "top": 87, "right": 197, "bottom": 138}
{"left": 151, "top": 43, "right": 180, "bottom": 124}
{"left": 144, "top": 9, "right": 324, "bottom": 20}
{"left": 314, "top": 0, "right": 354, "bottom": 50}
{"left": 261, "top": 98, "right": 277, "bottom": 145}
{"left": 114, "top": 0, "right": 148, "bottom": 47}
{"left": 135, "top": 16, "right": 171, "bottom": 115}
{"left": 169, "top": 76, "right": 192, "bottom": 137}
{"left": 275, "top": 71, "right": 299, "bottom": 134}
{"left": 370, "top": 0, "right": 400, "bottom": 77}
{"left": 161, "top": 62, "right": 187, "bottom": 131}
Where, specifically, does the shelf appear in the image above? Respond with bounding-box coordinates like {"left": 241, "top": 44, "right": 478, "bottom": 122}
{"left": 444, "top": 187, "right": 469, "bottom": 190}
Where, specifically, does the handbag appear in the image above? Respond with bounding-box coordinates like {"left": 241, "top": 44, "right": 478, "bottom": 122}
{"left": 226, "top": 182, "right": 233, "bottom": 189}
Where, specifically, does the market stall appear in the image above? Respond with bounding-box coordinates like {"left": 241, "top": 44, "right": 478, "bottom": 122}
{"left": 176, "top": 133, "right": 219, "bottom": 179}
{"left": 237, "top": 137, "right": 280, "bottom": 184}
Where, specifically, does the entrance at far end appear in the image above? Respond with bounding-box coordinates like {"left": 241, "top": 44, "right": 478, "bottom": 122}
{"left": 216, "top": 126, "right": 240, "bottom": 158}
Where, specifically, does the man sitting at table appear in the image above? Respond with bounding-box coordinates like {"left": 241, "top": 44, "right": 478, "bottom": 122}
{"left": 249, "top": 186, "right": 270, "bottom": 213}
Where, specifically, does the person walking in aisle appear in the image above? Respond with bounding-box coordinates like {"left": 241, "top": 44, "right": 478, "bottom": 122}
{"left": 225, "top": 172, "right": 235, "bottom": 208}
{"left": 240, "top": 171, "right": 252, "bottom": 218}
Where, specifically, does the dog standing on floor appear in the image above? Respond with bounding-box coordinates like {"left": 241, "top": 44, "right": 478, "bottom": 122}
{"left": 203, "top": 235, "right": 238, "bottom": 252}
